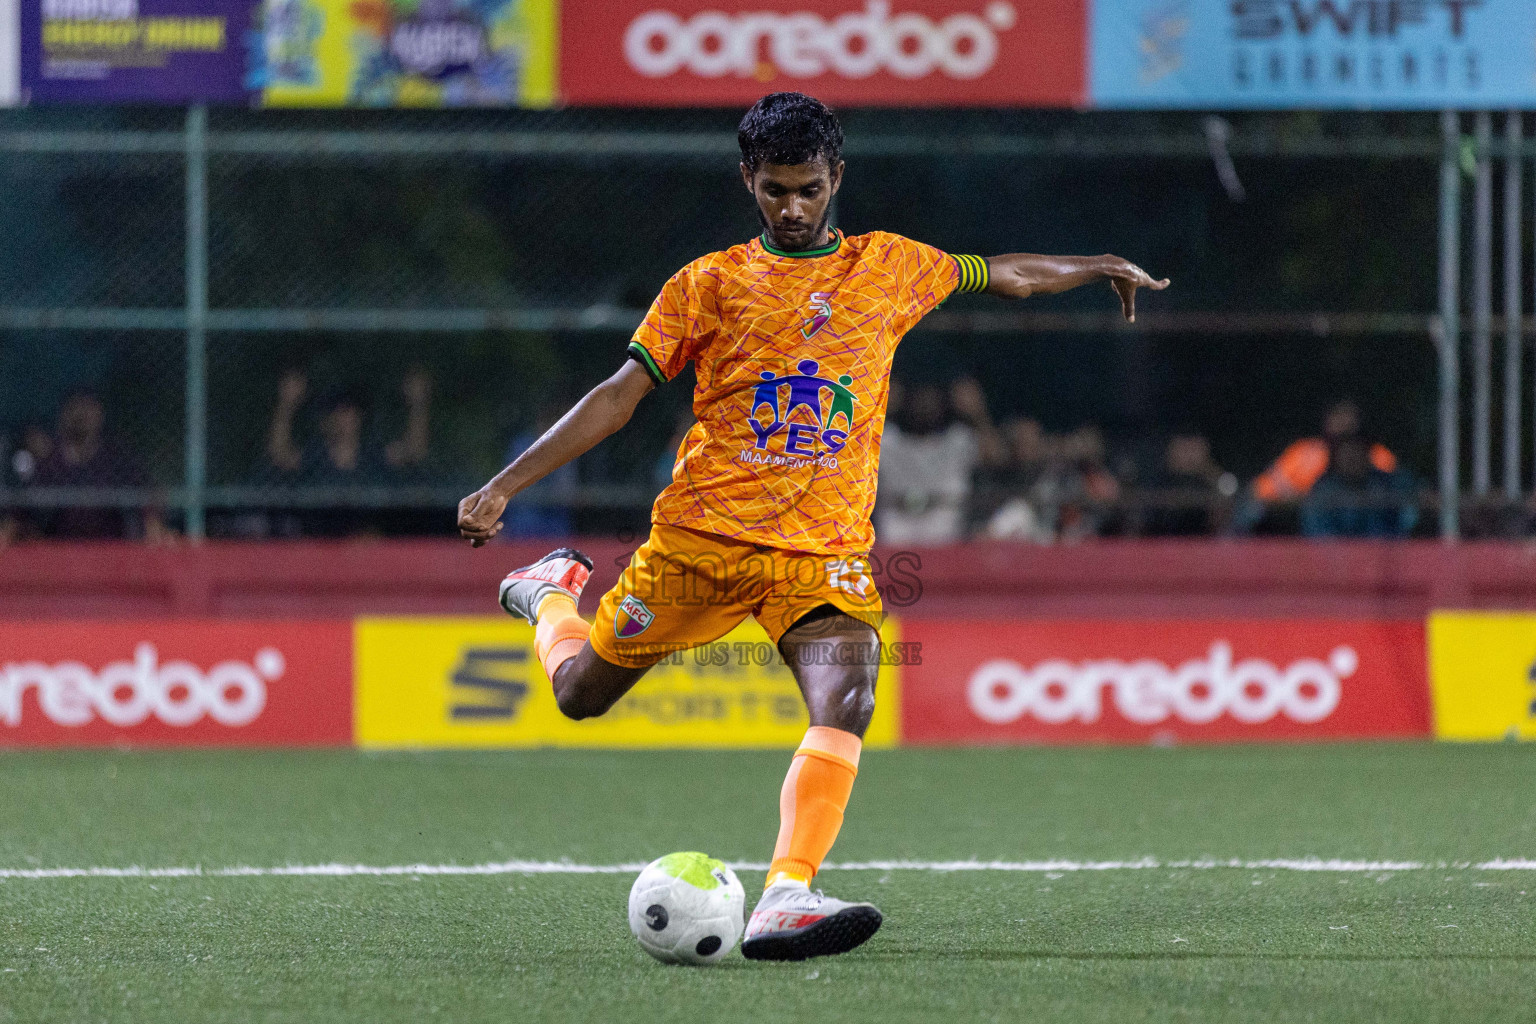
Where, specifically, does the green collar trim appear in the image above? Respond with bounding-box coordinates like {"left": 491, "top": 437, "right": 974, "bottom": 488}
{"left": 759, "top": 229, "right": 842, "bottom": 258}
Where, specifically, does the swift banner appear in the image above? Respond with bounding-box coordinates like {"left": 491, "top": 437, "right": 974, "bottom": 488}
{"left": 560, "top": 0, "right": 1086, "bottom": 107}
{"left": 1428, "top": 612, "right": 1536, "bottom": 741}
{"left": 354, "top": 616, "right": 901, "bottom": 749}
{"left": 901, "top": 619, "right": 1430, "bottom": 744}
{"left": 1091, "top": 0, "right": 1536, "bottom": 109}
{"left": 21, "top": 0, "right": 250, "bottom": 104}
{"left": 0, "top": 620, "right": 353, "bottom": 746}
{"left": 250, "top": 0, "right": 556, "bottom": 107}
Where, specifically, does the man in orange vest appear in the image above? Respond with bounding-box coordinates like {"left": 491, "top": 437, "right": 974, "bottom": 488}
{"left": 1251, "top": 400, "right": 1396, "bottom": 501}
{"left": 1237, "top": 400, "right": 1397, "bottom": 533}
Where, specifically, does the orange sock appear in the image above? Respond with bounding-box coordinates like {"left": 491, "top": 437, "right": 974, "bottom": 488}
{"left": 766, "top": 726, "right": 862, "bottom": 887}
{"left": 533, "top": 594, "right": 590, "bottom": 682}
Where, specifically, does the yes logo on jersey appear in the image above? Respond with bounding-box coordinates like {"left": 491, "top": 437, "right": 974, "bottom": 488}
{"left": 801, "top": 292, "right": 833, "bottom": 339}
{"left": 744, "top": 359, "right": 857, "bottom": 463}
{"left": 614, "top": 594, "right": 655, "bottom": 638}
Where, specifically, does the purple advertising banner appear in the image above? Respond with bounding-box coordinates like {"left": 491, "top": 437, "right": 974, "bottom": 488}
{"left": 21, "top": 0, "right": 251, "bottom": 103}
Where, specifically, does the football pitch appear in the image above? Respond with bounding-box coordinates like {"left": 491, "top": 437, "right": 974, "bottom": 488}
{"left": 1, "top": 744, "right": 1532, "bottom": 1022}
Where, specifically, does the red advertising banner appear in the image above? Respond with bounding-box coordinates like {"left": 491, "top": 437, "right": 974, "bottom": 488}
{"left": 0, "top": 621, "right": 352, "bottom": 747}
{"left": 560, "top": 0, "right": 1085, "bottom": 107}
{"left": 902, "top": 619, "right": 1430, "bottom": 744}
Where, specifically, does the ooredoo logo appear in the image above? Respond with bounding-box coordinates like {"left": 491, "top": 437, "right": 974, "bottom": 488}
{"left": 0, "top": 643, "right": 279, "bottom": 729}
{"left": 967, "top": 642, "right": 1355, "bottom": 727}
{"left": 623, "top": 0, "right": 1018, "bottom": 81}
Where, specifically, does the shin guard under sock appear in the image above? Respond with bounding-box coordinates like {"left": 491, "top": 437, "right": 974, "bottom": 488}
{"left": 766, "top": 726, "right": 862, "bottom": 887}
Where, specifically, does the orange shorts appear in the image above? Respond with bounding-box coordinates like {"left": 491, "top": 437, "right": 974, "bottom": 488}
{"left": 589, "top": 524, "right": 884, "bottom": 670}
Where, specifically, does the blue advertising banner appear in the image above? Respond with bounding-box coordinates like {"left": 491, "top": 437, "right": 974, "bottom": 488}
{"left": 248, "top": 0, "right": 556, "bottom": 108}
{"left": 21, "top": 0, "right": 251, "bottom": 104}
{"left": 1091, "top": 0, "right": 1536, "bottom": 109}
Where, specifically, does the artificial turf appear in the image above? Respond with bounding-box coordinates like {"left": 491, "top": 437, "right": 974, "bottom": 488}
{"left": 1, "top": 744, "right": 1533, "bottom": 1022}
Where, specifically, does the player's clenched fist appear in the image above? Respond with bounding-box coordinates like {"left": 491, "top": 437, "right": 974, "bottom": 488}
{"left": 457, "top": 486, "right": 508, "bottom": 547}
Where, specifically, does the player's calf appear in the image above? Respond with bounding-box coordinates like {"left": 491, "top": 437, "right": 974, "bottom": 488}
{"left": 548, "top": 645, "right": 645, "bottom": 720}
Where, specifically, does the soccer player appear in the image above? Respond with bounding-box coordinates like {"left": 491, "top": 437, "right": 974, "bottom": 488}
{"left": 457, "top": 92, "right": 1168, "bottom": 961}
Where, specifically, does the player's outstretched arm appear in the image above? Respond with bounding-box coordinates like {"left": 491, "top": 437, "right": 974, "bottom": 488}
{"left": 457, "top": 359, "right": 655, "bottom": 547}
{"left": 984, "top": 254, "right": 1170, "bottom": 322}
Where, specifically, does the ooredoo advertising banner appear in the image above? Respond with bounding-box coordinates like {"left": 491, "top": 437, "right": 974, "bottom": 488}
{"left": 1091, "top": 0, "right": 1536, "bottom": 109}
{"left": 21, "top": 0, "right": 251, "bottom": 104}
{"left": 250, "top": 0, "right": 556, "bottom": 108}
{"left": 354, "top": 616, "right": 901, "bottom": 748}
{"left": 901, "top": 619, "right": 1430, "bottom": 744}
{"left": 560, "top": 0, "right": 1087, "bottom": 107}
{"left": 0, "top": 621, "right": 352, "bottom": 746}
{"left": 1428, "top": 612, "right": 1536, "bottom": 741}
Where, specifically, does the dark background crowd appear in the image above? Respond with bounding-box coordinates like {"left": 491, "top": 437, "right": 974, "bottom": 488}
{"left": 0, "top": 367, "right": 1432, "bottom": 544}
{"left": 875, "top": 381, "right": 1420, "bottom": 545}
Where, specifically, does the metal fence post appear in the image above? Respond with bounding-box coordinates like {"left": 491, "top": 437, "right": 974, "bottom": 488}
{"left": 1439, "top": 110, "right": 1463, "bottom": 540}
{"left": 1504, "top": 111, "right": 1523, "bottom": 500}
{"left": 1472, "top": 111, "right": 1492, "bottom": 496}
{"left": 184, "top": 105, "right": 208, "bottom": 541}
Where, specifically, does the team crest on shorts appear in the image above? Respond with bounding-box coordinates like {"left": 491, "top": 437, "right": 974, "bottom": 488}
{"left": 614, "top": 594, "right": 655, "bottom": 639}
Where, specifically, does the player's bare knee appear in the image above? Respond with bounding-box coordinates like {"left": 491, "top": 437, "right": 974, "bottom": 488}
{"left": 805, "top": 667, "right": 877, "bottom": 736}
{"left": 553, "top": 682, "right": 611, "bottom": 721}
{"left": 841, "top": 672, "right": 878, "bottom": 732}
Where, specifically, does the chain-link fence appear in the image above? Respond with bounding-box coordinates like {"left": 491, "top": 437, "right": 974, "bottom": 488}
{"left": 0, "top": 106, "right": 1518, "bottom": 542}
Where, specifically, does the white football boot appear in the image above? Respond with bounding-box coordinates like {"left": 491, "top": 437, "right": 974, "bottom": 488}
{"left": 497, "top": 547, "right": 593, "bottom": 623}
{"left": 740, "top": 880, "right": 882, "bottom": 961}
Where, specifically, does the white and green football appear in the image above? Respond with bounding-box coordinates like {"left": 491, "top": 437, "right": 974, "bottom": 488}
{"left": 627, "top": 852, "right": 745, "bottom": 965}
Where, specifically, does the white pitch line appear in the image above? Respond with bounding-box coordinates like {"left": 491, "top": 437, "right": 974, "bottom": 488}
{"left": 0, "top": 858, "right": 1534, "bottom": 880}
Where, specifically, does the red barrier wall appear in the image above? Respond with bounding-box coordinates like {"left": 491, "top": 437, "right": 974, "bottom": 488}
{"left": 0, "top": 620, "right": 352, "bottom": 747}
{"left": 1, "top": 539, "right": 1534, "bottom": 620}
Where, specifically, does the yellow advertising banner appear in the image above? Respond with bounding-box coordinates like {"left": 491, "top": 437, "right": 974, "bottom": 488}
{"left": 354, "top": 616, "right": 901, "bottom": 749}
{"left": 251, "top": 0, "right": 556, "bottom": 108}
{"left": 1428, "top": 612, "right": 1536, "bottom": 741}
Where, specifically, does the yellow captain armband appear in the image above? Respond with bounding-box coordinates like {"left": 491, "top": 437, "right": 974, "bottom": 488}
{"left": 951, "top": 253, "right": 990, "bottom": 294}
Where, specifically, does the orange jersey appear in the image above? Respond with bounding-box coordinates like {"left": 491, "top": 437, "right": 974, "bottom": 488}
{"left": 628, "top": 230, "right": 971, "bottom": 556}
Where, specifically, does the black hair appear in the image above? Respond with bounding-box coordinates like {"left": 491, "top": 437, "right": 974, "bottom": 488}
{"left": 738, "top": 92, "right": 844, "bottom": 173}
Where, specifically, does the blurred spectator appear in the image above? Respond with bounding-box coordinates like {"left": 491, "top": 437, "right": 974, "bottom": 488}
{"left": 1034, "top": 426, "right": 1122, "bottom": 543}
{"left": 13, "top": 392, "right": 168, "bottom": 541}
{"left": 1253, "top": 400, "right": 1396, "bottom": 500}
{"left": 1238, "top": 400, "right": 1397, "bottom": 534}
{"left": 0, "top": 423, "right": 52, "bottom": 547}
{"left": 979, "top": 417, "right": 1052, "bottom": 542}
{"left": 1142, "top": 433, "right": 1238, "bottom": 536}
{"left": 501, "top": 398, "right": 578, "bottom": 539}
{"left": 877, "top": 377, "right": 1002, "bottom": 545}
{"left": 1300, "top": 434, "right": 1417, "bottom": 538}
{"left": 267, "top": 367, "right": 433, "bottom": 484}
{"left": 264, "top": 367, "right": 434, "bottom": 536}
{"left": 385, "top": 366, "right": 435, "bottom": 476}
{"left": 7, "top": 422, "right": 52, "bottom": 486}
